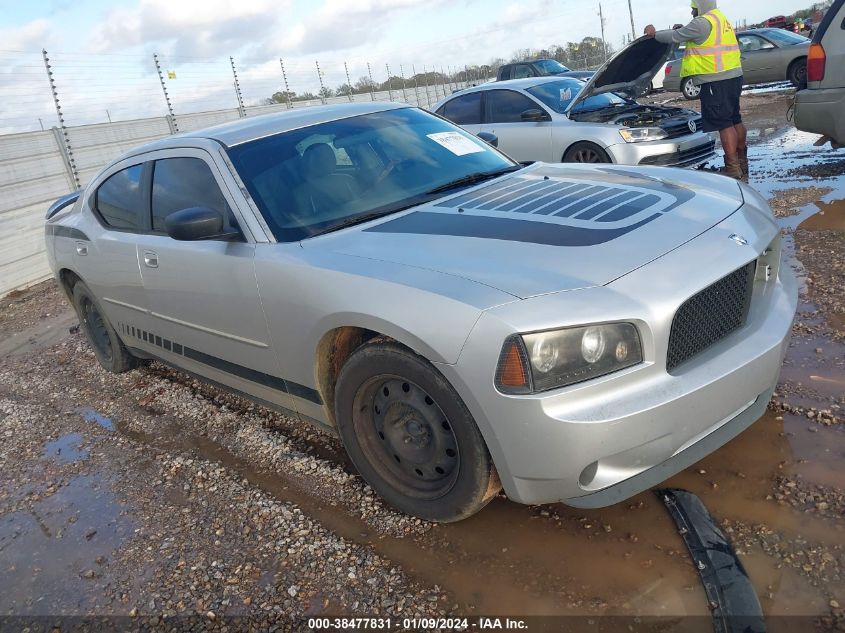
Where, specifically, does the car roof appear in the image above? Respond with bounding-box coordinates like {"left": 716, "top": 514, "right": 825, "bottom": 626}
{"left": 119, "top": 101, "right": 408, "bottom": 157}
{"left": 455, "top": 76, "right": 582, "bottom": 93}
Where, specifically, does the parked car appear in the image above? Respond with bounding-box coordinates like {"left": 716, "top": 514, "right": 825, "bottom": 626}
{"left": 794, "top": 0, "right": 845, "bottom": 147}
{"left": 435, "top": 37, "right": 715, "bottom": 167}
{"left": 664, "top": 28, "right": 810, "bottom": 99}
{"left": 764, "top": 15, "right": 788, "bottom": 29}
{"left": 497, "top": 59, "right": 594, "bottom": 81}
{"left": 45, "top": 101, "right": 796, "bottom": 522}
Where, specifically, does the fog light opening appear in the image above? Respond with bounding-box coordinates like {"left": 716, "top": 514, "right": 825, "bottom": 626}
{"left": 579, "top": 461, "right": 599, "bottom": 487}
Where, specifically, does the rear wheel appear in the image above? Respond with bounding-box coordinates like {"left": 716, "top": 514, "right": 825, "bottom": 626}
{"left": 72, "top": 281, "right": 138, "bottom": 373}
{"left": 682, "top": 77, "right": 701, "bottom": 100}
{"left": 788, "top": 58, "right": 807, "bottom": 88}
{"left": 334, "top": 341, "right": 499, "bottom": 522}
{"left": 562, "top": 142, "right": 611, "bottom": 164}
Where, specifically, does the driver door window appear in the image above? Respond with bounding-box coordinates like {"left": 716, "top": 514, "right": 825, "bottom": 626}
{"left": 151, "top": 157, "right": 235, "bottom": 235}
{"left": 486, "top": 90, "right": 546, "bottom": 123}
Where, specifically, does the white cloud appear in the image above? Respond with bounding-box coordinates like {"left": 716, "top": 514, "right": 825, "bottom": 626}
{"left": 89, "top": 0, "right": 289, "bottom": 58}
{"left": 1, "top": 17, "right": 52, "bottom": 50}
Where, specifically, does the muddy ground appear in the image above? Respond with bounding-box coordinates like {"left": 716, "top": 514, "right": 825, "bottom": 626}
{"left": 1, "top": 89, "right": 844, "bottom": 632}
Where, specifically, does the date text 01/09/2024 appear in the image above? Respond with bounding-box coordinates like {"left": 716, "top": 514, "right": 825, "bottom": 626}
{"left": 306, "top": 617, "right": 528, "bottom": 630}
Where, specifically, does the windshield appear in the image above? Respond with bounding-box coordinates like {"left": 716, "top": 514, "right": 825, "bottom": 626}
{"left": 526, "top": 79, "right": 628, "bottom": 114}
{"left": 761, "top": 29, "right": 810, "bottom": 45}
{"left": 227, "top": 108, "right": 516, "bottom": 242}
{"left": 534, "top": 59, "right": 571, "bottom": 74}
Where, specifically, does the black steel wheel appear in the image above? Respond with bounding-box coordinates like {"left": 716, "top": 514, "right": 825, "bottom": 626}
{"left": 563, "top": 142, "right": 611, "bottom": 164}
{"left": 335, "top": 341, "right": 500, "bottom": 522}
{"left": 72, "top": 280, "right": 138, "bottom": 373}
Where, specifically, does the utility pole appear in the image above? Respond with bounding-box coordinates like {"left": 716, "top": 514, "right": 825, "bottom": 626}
{"left": 628, "top": 0, "right": 637, "bottom": 42}
{"left": 366, "top": 62, "right": 376, "bottom": 101}
{"left": 344, "top": 61, "right": 354, "bottom": 102}
{"left": 315, "top": 61, "right": 326, "bottom": 104}
{"left": 598, "top": 3, "right": 608, "bottom": 62}
{"left": 385, "top": 63, "right": 394, "bottom": 101}
{"left": 279, "top": 59, "right": 292, "bottom": 109}
{"left": 230, "top": 56, "right": 246, "bottom": 117}
{"left": 44, "top": 48, "right": 80, "bottom": 188}
{"left": 154, "top": 52, "right": 179, "bottom": 132}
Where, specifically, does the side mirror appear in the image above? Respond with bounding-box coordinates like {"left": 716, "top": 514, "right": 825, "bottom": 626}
{"left": 165, "top": 206, "right": 239, "bottom": 241}
{"left": 521, "top": 108, "right": 550, "bottom": 122}
{"left": 476, "top": 132, "right": 499, "bottom": 148}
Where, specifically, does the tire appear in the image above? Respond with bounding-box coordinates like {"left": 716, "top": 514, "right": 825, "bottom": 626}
{"left": 788, "top": 58, "right": 807, "bottom": 88}
{"left": 72, "top": 281, "right": 138, "bottom": 374}
{"left": 682, "top": 77, "right": 701, "bottom": 100}
{"left": 334, "top": 341, "right": 500, "bottom": 522}
{"left": 562, "top": 142, "right": 611, "bottom": 164}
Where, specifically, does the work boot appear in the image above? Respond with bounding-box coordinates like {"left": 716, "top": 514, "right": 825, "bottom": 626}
{"left": 718, "top": 154, "right": 743, "bottom": 180}
{"left": 737, "top": 147, "right": 749, "bottom": 179}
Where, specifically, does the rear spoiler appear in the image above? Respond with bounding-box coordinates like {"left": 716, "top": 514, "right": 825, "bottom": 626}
{"left": 46, "top": 190, "right": 82, "bottom": 220}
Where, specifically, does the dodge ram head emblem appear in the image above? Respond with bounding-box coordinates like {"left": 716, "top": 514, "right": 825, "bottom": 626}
{"left": 730, "top": 233, "right": 749, "bottom": 246}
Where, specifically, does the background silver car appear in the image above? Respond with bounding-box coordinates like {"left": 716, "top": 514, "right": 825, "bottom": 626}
{"left": 664, "top": 28, "right": 811, "bottom": 99}
{"left": 45, "top": 102, "right": 796, "bottom": 522}
{"left": 435, "top": 38, "right": 715, "bottom": 168}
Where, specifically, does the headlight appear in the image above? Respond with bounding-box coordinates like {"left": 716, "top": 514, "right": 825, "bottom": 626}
{"left": 618, "top": 127, "right": 667, "bottom": 143}
{"left": 495, "top": 323, "right": 643, "bottom": 394}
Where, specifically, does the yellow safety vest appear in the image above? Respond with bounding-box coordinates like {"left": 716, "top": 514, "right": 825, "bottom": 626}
{"left": 681, "top": 9, "right": 742, "bottom": 77}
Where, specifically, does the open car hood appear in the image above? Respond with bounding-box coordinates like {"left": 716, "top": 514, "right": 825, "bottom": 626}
{"left": 566, "top": 37, "right": 677, "bottom": 113}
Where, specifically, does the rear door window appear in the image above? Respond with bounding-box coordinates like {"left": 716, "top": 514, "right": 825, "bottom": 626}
{"left": 95, "top": 164, "right": 146, "bottom": 231}
{"left": 441, "top": 92, "right": 482, "bottom": 125}
{"left": 151, "top": 157, "right": 233, "bottom": 233}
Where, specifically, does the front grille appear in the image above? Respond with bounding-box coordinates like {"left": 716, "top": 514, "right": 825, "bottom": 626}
{"left": 638, "top": 139, "right": 716, "bottom": 168}
{"left": 666, "top": 261, "right": 756, "bottom": 372}
{"left": 662, "top": 116, "right": 702, "bottom": 138}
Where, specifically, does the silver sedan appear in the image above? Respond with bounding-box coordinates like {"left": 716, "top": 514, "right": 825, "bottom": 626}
{"left": 433, "top": 76, "right": 716, "bottom": 168}
{"left": 45, "top": 102, "right": 796, "bottom": 522}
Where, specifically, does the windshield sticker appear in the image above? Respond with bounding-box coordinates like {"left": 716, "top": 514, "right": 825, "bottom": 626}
{"left": 560, "top": 88, "right": 572, "bottom": 102}
{"left": 427, "top": 132, "right": 486, "bottom": 156}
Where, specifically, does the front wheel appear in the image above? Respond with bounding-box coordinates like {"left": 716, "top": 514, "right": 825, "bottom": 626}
{"left": 682, "top": 77, "right": 701, "bottom": 100}
{"left": 334, "top": 341, "right": 500, "bottom": 522}
{"left": 562, "top": 142, "right": 611, "bottom": 164}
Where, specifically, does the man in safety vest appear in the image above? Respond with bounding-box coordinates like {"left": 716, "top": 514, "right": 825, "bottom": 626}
{"left": 644, "top": 0, "right": 746, "bottom": 180}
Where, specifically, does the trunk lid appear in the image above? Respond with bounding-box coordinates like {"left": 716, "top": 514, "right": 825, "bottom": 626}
{"left": 304, "top": 163, "right": 744, "bottom": 299}
{"left": 566, "top": 37, "right": 677, "bottom": 113}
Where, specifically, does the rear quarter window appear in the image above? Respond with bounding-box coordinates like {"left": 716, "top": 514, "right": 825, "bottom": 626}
{"left": 94, "top": 164, "right": 145, "bottom": 231}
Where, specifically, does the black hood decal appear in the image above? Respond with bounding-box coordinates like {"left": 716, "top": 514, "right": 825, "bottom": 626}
{"left": 365, "top": 173, "right": 694, "bottom": 246}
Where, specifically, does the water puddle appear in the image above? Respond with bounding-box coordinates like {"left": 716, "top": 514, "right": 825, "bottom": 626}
{"left": 42, "top": 433, "right": 88, "bottom": 464}
{"left": 797, "top": 198, "right": 845, "bottom": 232}
{"left": 0, "top": 473, "right": 135, "bottom": 614}
{"left": 77, "top": 407, "right": 115, "bottom": 431}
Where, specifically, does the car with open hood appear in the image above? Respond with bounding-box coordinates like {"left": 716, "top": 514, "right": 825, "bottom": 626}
{"left": 45, "top": 102, "right": 796, "bottom": 522}
{"left": 434, "top": 37, "right": 716, "bottom": 168}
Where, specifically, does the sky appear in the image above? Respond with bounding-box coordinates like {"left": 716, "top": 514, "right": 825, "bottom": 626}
{"left": 0, "top": 0, "right": 818, "bottom": 133}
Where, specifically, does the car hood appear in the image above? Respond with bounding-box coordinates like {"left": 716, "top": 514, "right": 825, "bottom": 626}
{"left": 303, "top": 163, "right": 744, "bottom": 299}
{"left": 567, "top": 37, "right": 677, "bottom": 112}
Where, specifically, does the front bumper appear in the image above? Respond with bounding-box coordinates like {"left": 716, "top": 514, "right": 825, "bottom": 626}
{"left": 605, "top": 132, "right": 716, "bottom": 168}
{"left": 441, "top": 203, "right": 797, "bottom": 507}
{"left": 794, "top": 87, "right": 845, "bottom": 145}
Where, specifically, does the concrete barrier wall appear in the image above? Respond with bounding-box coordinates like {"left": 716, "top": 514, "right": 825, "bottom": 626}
{"left": 0, "top": 80, "right": 468, "bottom": 297}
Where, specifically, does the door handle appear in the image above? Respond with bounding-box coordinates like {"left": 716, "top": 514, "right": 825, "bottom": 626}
{"left": 143, "top": 251, "right": 159, "bottom": 268}
{"left": 75, "top": 242, "right": 88, "bottom": 256}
